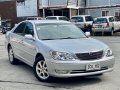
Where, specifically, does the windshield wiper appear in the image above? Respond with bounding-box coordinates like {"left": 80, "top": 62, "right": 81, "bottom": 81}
{"left": 58, "top": 37, "right": 78, "bottom": 39}
{"left": 41, "top": 39, "right": 55, "bottom": 40}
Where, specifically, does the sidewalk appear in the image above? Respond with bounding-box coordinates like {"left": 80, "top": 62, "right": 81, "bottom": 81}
{"left": 0, "top": 34, "right": 5, "bottom": 46}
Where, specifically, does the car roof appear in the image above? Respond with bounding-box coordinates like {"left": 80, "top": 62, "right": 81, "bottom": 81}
{"left": 71, "top": 15, "right": 91, "bottom": 17}
{"left": 27, "top": 20, "right": 71, "bottom": 24}
{"left": 27, "top": 17, "right": 41, "bottom": 18}
{"left": 96, "top": 16, "right": 114, "bottom": 19}
{"left": 46, "top": 16, "right": 66, "bottom": 17}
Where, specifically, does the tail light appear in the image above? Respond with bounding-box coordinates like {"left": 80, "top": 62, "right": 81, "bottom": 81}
{"left": 106, "top": 23, "right": 110, "bottom": 27}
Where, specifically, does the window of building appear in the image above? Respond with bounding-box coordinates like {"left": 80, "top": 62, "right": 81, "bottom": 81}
{"left": 115, "top": 10, "right": 120, "bottom": 21}
{"left": 102, "top": 10, "right": 109, "bottom": 16}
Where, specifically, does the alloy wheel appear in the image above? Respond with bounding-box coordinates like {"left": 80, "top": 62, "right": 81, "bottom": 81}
{"left": 36, "top": 60, "right": 49, "bottom": 80}
{"left": 9, "top": 48, "right": 14, "bottom": 63}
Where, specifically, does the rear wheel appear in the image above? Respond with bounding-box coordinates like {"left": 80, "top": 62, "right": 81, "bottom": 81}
{"left": 33, "top": 57, "right": 51, "bottom": 82}
{"left": 8, "top": 46, "right": 19, "bottom": 65}
{"left": 109, "top": 29, "right": 114, "bottom": 36}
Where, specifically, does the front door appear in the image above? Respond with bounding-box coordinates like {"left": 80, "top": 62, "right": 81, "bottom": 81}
{"left": 21, "top": 22, "right": 37, "bottom": 65}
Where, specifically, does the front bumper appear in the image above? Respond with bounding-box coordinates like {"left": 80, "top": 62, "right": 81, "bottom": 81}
{"left": 46, "top": 56, "right": 115, "bottom": 78}
{"left": 92, "top": 27, "right": 111, "bottom": 32}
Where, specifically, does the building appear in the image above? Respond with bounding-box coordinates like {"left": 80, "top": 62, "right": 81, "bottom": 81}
{"left": 86, "top": 0, "right": 120, "bottom": 19}
{"left": 0, "top": 0, "right": 17, "bottom": 27}
{"left": 1, "top": 0, "right": 120, "bottom": 25}
{"left": 39, "top": 0, "right": 86, "bottom": 18}
{"left": 16, "top": 0, "right": 38, "bottom": 18}
{"left": 0, "top": 0, "right": 38, "bottom": 26}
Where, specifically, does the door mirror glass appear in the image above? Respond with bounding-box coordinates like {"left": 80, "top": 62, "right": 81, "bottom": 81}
{"left": 85, "top": 32, "right": 91, "bottom": 37}
{"left": 25, "top": 34, "right": 35, "bottom": 40}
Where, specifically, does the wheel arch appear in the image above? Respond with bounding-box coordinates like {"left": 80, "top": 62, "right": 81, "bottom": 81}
{"left": 7, "top": 43, "right": 11, "bottom": 52}
{"left": 35, "top": 53, "right": 45, "bottom": 61}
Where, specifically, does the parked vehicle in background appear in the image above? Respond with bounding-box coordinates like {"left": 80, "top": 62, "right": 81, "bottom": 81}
{"left": 1, "top": 19, "right": 11, "bottom": 34}
{"left": 5, "top": 20, "right": 114, "bottom": 82}
{"left": 26, "top": 17, "right": 43, "bottom": 20}
{"left": 70, "top": 15, "right": 94, "bottom": 32}
{"left": 46, "top": 16, "right": 69, "bottom": 21}
{"left": 92, "top": 16, "right": 120, "bottom": 35}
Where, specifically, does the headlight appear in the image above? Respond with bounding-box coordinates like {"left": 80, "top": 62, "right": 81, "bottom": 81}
{"left": 105, "top": 48, "right": 113, "bottom": 57}
{"left": 50, "top": 51, "right": 77, "bottom": 61}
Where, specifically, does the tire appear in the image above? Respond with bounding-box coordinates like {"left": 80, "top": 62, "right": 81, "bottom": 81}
{"left": 33, "top": 57, "right": 51, "bottom": 82}
{"left": 109, "top": 29, "right": 114, "bottom": 36}
{"left": 2, "top": 30, "right": 5, "bottom": 34}
{"left": 8, "top": 46, "right": 19, "bottom": 65}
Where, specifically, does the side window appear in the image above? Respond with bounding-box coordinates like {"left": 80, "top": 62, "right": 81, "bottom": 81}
{"left": 71, "top": 17, "right": 83, "bottom": 22}
{"left": 109, "top": 17, "right": 114, "bottom": 22}
{"left": 24, "top": 22, "right": 34, "bottom": 36}
{"left": 13, "top": 22, "right": 26, "bottom": 35}
{"left": 59, "top": 17, "right": 69, "bottom": 21}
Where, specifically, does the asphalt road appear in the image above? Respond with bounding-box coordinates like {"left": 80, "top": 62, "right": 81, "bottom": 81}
{"left": 0, "top": 34, "right": 120, "bottom": 90}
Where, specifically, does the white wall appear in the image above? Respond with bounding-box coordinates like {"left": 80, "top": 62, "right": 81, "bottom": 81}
{"left": 49, "top": 0, "right": 67, "bottom": 7}
{"left": 16, "top": 0, "right": 38, "bottom": 17}
{"left": 39, "top": 0, "right": 48, "bottom": 8}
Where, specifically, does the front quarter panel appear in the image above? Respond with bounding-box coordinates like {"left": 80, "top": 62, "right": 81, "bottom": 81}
{"left": 5, "top": 31, "right": 11, "bottom": 50}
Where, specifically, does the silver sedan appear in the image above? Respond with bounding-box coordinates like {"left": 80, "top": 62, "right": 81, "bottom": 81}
{"left": 5, "top": 20, "right": 115, "bottom": 82}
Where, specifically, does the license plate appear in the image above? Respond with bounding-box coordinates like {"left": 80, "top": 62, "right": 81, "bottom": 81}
{"left": 86, "top": 63, "right": 101, "bottom": 71}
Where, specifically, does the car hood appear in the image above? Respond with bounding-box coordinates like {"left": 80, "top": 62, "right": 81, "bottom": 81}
{"left": 42, "top": 38, "right": 108, "bottom": 53}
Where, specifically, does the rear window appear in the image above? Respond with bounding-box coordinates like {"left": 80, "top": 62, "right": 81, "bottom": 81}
{"left": 71, "top": 17, "right": 83, "bottom": 22}
{"left": 59, "top": 17, "right": 69, "bottom": 21}
{"left": 94, "top": 18, "right": 108, "bottom": 23}
{"left": 46, "top": 17, "right": 57, "bottom": 20}
{"left": 85, "top": 16, "right": 93, "bottom": 22}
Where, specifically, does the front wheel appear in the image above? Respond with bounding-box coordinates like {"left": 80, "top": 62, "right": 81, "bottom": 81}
{"left": 33, "top": 57, "right": 51, "bottom": 82}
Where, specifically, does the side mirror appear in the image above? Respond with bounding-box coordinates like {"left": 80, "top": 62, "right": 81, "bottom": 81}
{"left": 85, "top": 32, "right": 91, "bottom": 37}
{"left": 25, "top": 34, "right": 35, "bottom": 41}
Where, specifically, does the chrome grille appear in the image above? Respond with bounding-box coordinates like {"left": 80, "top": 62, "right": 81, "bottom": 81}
{"left": 76, "top": 50, "right": 103, "bottom": 60}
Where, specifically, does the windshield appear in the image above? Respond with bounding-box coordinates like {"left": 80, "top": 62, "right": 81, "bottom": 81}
{"left": 46, "top": 17, "right": 57, "bottom": 20}
{"left": 36, "top": 23, "right": 86, "bottom": 40}
{"left": 94, "top": 18, "right": 108, "bottom": 23}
